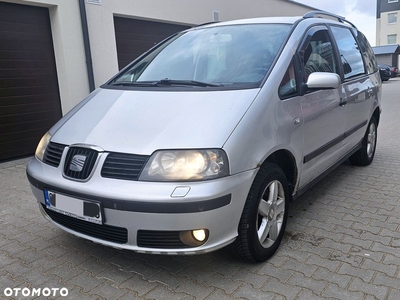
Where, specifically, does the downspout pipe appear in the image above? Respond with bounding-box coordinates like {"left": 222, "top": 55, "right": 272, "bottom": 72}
{"left": 78, "top": 0, "right": 95, "bottom": 92}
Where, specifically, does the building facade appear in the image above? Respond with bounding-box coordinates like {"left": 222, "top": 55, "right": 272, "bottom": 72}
{"left": 376, "top": 0, "right": 400, "bottom": 46}
{"left": 0, "top": 0, "right": 313, "bottom": 161}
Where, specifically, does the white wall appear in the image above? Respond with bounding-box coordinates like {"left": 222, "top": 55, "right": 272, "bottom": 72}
{"left": 376, "top": 11, "right": 400, "bottom": 46}
{"left": 2, "top": 0, "right": 312, "bottom": 113}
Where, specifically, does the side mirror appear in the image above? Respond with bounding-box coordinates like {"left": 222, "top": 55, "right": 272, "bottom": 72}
{"left": 306, "top": 72, "right": 341, "bottom": 89}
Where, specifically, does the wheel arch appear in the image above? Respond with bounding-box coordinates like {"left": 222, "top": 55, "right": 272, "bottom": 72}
{"left": 372, "top": 107, "right": 380, "bottom": 126}
{"left": 263, "top": 149, "right": 298, "bottom": 197}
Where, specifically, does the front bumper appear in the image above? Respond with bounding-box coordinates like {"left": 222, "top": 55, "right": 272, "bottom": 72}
{"left": 27, "top": 157, "right": 257, "bottom": 254}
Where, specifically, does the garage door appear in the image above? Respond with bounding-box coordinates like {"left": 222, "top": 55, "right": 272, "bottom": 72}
{"left": 114, "top": 17, "right": 191, "bottom": 69}
{"left": 0, "top": 2, "right": 62, "bottom": 161}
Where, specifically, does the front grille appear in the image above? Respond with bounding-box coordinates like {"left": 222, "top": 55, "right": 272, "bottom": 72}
{"left": 101, "top": 152, "right": 149, "bottom": 181}
{"left": 43, "top": 143, "right": 66, "bottom": 167}
{"left": 63, "top": 147, "right": 98, "bottom": 180}
{"left": 42, "top": 204, "right": 128, "bottom": 244}
{"left": 137, "top": 230, "right": 189, "bottom": 248}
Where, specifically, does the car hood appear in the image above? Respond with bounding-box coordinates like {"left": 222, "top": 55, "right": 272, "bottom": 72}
{"left": 51, "top": 88, "right": 259, "bottom": 155}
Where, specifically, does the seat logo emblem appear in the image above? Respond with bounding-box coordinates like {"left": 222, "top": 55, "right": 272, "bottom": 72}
{"left": 70, "top": 154, "right": 87, "bottom": 172}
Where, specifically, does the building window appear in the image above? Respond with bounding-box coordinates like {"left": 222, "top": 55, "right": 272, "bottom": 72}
{"left": 388, "top": 13, "right": 398, "bottom": 24}
{"left": 389, "top": 0, "right": 399, "bottom": 3}
{"left": 388, "top": 34, "right": 397, "bottom": 44}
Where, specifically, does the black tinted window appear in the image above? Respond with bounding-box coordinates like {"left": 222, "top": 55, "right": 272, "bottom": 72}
{"left": 330, "top": 26, "right": 365, "bottom": 79}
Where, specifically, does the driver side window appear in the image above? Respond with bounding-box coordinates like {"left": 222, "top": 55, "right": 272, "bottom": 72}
{"left": 302, "top": 30, "right": 338, "bottom": 82}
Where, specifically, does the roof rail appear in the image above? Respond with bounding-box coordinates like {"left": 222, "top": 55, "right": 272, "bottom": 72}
{"left": 303, "top": 11, "right": 357, "bottom": 29}
{"left": 195, "top": 21, "right": 219, "bottom": 28}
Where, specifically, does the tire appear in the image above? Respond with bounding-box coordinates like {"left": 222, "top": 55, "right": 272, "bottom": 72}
{"left": 349, "top": 116, "right": 377, "bottom": 166}
{"left": 232, "top": 163, "right": 290, "bottom": 262}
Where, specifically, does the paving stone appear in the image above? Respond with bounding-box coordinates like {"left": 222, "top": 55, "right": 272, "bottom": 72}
{"left": 297, "top": 288, "right": 328, "bottom": 300}
{"left": 203, "top": 273, "right": 242, "bottom": 295}
{"left": 19, "top": 268, "right": 51, "bottom": 287}
{"left": 327, "top": 217, "right": 354, "bottom": 231}
{"left": 387, "top": 288, "right": 400, "bottom": 300}
{"left": 281, "top": 255, "right": 317, "bottom": 275}
{"left": 96, "top": 265, "right": 134, "bottom": 286}
{"left": 305, "top": 254, "right": 341, "bottom": 273}
{"left": 341, "top": 235, "right": 373, "bottom": 249}
{"left": 177, "top": 265, "right": 214, "bottom": 284}
{"left": 0, "top": 272, "right": 25, "bottom": 289}
{"left": 261, "top": 277, "right": 302, "bottom": 299}
{"left": 234, "top": 283, "right": 275, "bottom": 300}
{"left": 48, "top": 262, "right": 84, "bottom": 283}
{"left": 313, "top": 267, "right": 351, "bottom": 289}
{"left": 361, "top": 231, "right": 391, "bottom": 246}
{"left": 62, "top": 285, "right": 106, "bottom": 300}
{"left": 89, "top": 281, "right": 129, "bottom": 300}
{"left": 257, "top": 263, "right": 293, "bottom": 283}
{"left": 175, "top": 279, "right": 215, "bottom": 299}
{"left": 361, "top": 258, "right": 397, "bottom": 277}
{"left": 119, "top": 273, "right": 159, "bottom": 296}
{"left": 320, "top": 240, "right": 352, "bottom": 254}
{"left": 204, "top": 289, "right": 236, "bottom": 300}
{"left": 27, "top": 255, "right": 61, "bottom": 273}
{"left": 352, "top": 222, "right": 381, "bottom": 235}
{"left": 67, "top": 271, "right": 106, "bottom": 293}
{"left": 199, "top": 256, "right": 241, "bottom": 276}
{"left": 123, "top": 259, "right": 161, "bottom": 280}
{"left": 348, "top": 277, "right": 388, "bottom": 299}
{"left": 151, "top": 257, "right": 191, "bottom": 274}
{"left": 322, "top": 283, "right": 365, "bottom": 300}
{"left": 287, "top": 271, "right": 328, "bottom": 295}
{"left": 143, "top": 285, "right": 193, "bottom": 300}
{"left": 5, "top": 260, "right": 33, "bottom": 277}
{"left": 148, "top": 269, "right": 188, "bottom": 290}
{"left": 232, "top": 268, "right": 267, "bottom": 289}
{"left": 372, "top": 242, "right": 400, "bottom": 258}
{"left": 373, "top": 272, "right": 400, "bottom": 290}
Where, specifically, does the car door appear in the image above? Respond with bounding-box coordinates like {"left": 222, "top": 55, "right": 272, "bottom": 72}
{"left": 297, "top": 26, "right": 347, "bottom": 189}
{"left": 329, "top": 26, "right": 377, "bottom": 154}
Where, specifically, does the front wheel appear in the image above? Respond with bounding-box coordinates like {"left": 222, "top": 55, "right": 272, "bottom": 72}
{"left": 232, "top": 163, "right": 290, "bottom": 262}
{"left": 349, "top": 116, "right": 377, "bottom": 166}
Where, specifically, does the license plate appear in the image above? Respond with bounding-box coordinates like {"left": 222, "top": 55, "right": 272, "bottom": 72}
{"left": 44, "top": 190, "right": 103, "bottom": 224}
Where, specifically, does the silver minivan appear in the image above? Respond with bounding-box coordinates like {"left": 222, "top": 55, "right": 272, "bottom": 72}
{"left": 27, "top": 11, "right": 381, "bottom": 262}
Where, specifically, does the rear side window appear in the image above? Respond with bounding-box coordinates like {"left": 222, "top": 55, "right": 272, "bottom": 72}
{"left": 355, "top": 30, "right": 379, "bottom": 74}
{"left": 330, "top": 26, "right": 365, "bottom": 79}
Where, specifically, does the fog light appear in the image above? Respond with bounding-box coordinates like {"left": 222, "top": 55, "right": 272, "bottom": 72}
{"left": 192, "top": 229, "right": 207, "bottom": 242}
{"left": 179, "top": 229, "right": 209, "bottom": 247}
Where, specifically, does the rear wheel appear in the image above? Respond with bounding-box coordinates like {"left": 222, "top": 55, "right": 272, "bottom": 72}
{"left": 349, "top": 116, "right": 377, "bottom": 166}
{"left": 232, "top": 163, "right": 290, "bottom": 262}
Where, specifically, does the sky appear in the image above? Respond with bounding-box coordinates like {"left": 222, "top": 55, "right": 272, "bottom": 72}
{"left": 293, "top": 0, "right": 377, "bottom": 46}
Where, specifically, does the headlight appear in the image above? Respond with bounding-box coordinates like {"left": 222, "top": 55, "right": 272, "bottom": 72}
{"left": 35, "top": 132, "right": 52, "bottom": 161}
{"left": 139, "top": 149, "right": 229, "bottom": 181}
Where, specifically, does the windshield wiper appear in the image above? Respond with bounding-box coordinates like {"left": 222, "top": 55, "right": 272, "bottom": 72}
{"left": 154, "top": 79, "right": 222, "bottom": 87}
{"left": 112, "top": 79, "right": 222, "bottom": 87}
{"left": 111, "top": 81, "right": 156, "bottom": 87}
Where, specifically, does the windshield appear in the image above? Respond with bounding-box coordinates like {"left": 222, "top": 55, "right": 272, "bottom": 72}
{"left": 111, "top": 23, "right": 292, "bottom": 88}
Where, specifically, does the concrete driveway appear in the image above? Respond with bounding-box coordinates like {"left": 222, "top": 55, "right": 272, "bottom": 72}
{"left": 1, "top": 79, "right": 400, "bottom": 299}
